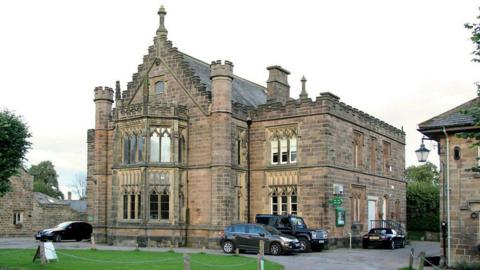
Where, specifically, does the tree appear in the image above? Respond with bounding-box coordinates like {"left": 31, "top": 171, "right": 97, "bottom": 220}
{"left": 29, "top": 161, "right": 64, "bottom": 199}
{"left": 0, "top": 110, "right": 31, "bottom": 197}
{"left": 406, "top": 182, "right": 440, "bottom": 232}
{"left": 70, "top": 173, "right": 87, "bottom": 200}
{"left": 405, "top": 162, "right": 439, "bottom": 185}
{"left": 459, "top": 10, "right": 480, "bottom": 148}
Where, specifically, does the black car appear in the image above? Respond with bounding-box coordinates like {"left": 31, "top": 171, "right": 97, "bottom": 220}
{"left": 255, "top": 214, "right": 328, "bottom": 252}
{"left": 362, "top": 228, "right": 406, "bottom": 249}
{"left": 35, "top": 221, "right": 92, "bottom": 242}
{"left": 219, "top": 223, "right": 300, "bottom": 256}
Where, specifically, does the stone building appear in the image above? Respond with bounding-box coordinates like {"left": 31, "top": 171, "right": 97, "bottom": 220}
{"left": 33, "top": 192, "right": 87, "bottom": 232}
{"left": 0, "top": 168, "right": 34, "bottom": 237}
{"left": 87, "top": 6, "right": 406, "bottom": 247}
{"left": 418, "top": 96, "right": 480, "bottom": 264}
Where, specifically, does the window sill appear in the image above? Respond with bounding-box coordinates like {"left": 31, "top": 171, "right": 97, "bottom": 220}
{"left": 266, "top": 164, "right": 298, "bottom": 169}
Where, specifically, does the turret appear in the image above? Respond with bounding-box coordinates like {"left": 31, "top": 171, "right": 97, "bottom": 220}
{"left": 94, "top": 86, "right": 114, "bottom": 129}
{"left": 210, "top": 60, "right": 234, "bottom": 113}
{"left": 266, "top": 65, "right": 290, "bottom": 104}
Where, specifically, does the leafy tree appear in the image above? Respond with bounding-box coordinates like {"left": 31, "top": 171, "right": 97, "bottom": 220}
{"left": 0, "top": 110, "right": 31, "bottom": 197}
{"left": 406, "top": 182, "right": 440, "bottom": 232}
{"left": 29, "top": 161, "right": 64, "bottom": 199}
{"left": 405, "top": 162, "right": 439, "bottom": 185}
{"left": 459, "top": 10, "right": 480, "bottom": 149}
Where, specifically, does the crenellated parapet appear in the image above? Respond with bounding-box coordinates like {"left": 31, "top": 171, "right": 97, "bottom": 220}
{"left": 252, "top": 92, "right": 405, "bottom": 142}
{"left": 94, "top": 86, "right": 114, "bottom": 103}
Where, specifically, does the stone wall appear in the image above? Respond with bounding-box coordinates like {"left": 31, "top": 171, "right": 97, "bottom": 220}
{"left": 0, "top": 169, "right": 34, "bottom": 237}
{"left": 32, "top": 201, "right": 87, "bottom": 232}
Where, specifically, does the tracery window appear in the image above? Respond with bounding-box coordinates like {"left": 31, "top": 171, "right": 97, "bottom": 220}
{"left": 269, "top": 127, "right": 297, "bottom": 165}
{"left": 121, "top": 191, "right": 141, "bottom": 220}
{"left": 119, "top": 170, "right": 142, "bottom": 220}
{"left": 150, "top": 128, "right": 171, "bottom": 163}
{"left": 269, "top": 186, "right": 297, "bottom": 215}
{"left": 149, "top": 189, "right": 169, "bottom": 220}
{"left": 122, "top": 131, "right": 144, "bottom": 164}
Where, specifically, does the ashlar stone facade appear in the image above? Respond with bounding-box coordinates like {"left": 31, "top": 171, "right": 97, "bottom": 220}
{"left": 87, "top": 6, "right": 406, "bottom": 248}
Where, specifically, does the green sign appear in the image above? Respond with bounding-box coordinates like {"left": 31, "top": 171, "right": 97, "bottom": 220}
{"left": 335, "top": 207, "right": 346, "bottom": 227}
{"left": 328, "top": 197, "right": 343, "bottom": 206}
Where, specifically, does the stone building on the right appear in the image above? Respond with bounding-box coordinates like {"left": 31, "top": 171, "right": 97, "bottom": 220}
{"left": 418, "top": 95, "right": 480, "bottom": 264}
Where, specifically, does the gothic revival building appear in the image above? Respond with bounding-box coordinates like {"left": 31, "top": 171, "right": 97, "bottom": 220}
{"left": 87, "top": 6, "right": 406, "bottom": 247}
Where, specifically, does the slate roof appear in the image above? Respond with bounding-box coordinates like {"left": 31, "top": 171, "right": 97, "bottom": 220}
{"left": 418, "top": 97, "right": 480, "bottom": 130}
{"left": 34, "top": 192, "right": 87, "bottom": 213}
{"left": 182, "top": 54, "right": 267, "bottom": 107}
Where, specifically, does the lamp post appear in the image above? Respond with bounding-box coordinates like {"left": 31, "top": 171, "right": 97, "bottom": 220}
{"left": 415, "top": 131, "right": 450, "bottom": 267}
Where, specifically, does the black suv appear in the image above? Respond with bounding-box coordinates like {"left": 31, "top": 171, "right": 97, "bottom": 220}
{"left": 219, "top": 223, "right": 300, "bottom": 255}
{"left": 255, "top": 214, "right": 328, "bottom": 252}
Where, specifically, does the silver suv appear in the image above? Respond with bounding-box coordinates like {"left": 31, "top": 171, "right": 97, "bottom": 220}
{"left": 219, "top": 223, "right": 301, "bottom": 255}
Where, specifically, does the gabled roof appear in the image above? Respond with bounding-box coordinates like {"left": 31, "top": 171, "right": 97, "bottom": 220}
{"left": 418, "top": 97, "right": 479, "bottom": 131}
{"left": 182, "top": 54, "right": 267, "bottom": 107}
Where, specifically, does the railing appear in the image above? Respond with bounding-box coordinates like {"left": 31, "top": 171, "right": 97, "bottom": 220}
{"left": 369, "top": 220, "right": 405, "bottom": 234}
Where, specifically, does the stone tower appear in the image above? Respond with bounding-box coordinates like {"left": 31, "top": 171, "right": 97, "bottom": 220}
{"left": 210, "top": 60, "right": 235, "bottom": 226}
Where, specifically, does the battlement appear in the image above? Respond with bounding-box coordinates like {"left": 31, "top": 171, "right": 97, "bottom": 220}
{"left": 94, "top": 86, "right": 114, "bottom": 103}
{"left": 210, "top": 60, "right": 234, "bottom": 79}
{"left": 253, "top": 92, "right": 405, "bottom": 142}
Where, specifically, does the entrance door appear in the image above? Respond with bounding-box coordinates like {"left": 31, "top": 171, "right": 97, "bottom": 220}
{"left": 368, "top": 200, "right": 377, "bottom": 231}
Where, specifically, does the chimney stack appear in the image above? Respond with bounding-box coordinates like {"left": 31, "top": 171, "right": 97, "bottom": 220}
{"left": 266, "top": 65, "right": 290, "bottom": 104}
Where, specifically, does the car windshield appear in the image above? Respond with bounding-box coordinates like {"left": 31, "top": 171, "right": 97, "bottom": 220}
{"left": 289, "top": 217, "right": 306, "bottom": 228}
{"left": 55, "top": 222, "right": 72, "bottom": 229}
{"left": 369, "top": 228, "right": 391, "bottom": 235}
{"left": 264, "top": 225, "right": 282, "bottom": 235}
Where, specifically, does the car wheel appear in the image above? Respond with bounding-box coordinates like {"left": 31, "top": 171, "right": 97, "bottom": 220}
{"left": 401, "top": 239, "right": 406, "bottom": 248}
{"left": 389, "top": 240, "right": 395, "bottom": 250}
{"left": 270, "top": 242, "right": 282, "bottom": 256}
{"left": 222, "top": 241, "right": 235, "bottom": 254}
{"left": 298, "top": 237, "right": 311, "bottom": 252}
{"left": 54, "top": 234, "right": 62, "bottom": 242}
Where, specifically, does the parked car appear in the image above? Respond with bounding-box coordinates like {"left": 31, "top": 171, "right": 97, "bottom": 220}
{"left": 219, "top": 223, "right": 301, "bottom": 256}
{"left": 255, "top": 214, "right": 328, "bottom": 252}
{"left": 35, "top": 221, "right": 92, "bottom": 242}
{"left": 362, "top": 227, "right": 406, "bottom": 249}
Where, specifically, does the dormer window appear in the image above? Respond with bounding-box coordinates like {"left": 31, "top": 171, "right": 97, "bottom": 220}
{"left": 155, "top": 81, "right": 165, "bottom": 94}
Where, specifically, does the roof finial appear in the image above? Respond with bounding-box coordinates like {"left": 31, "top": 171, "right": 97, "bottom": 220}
{"left": 157, "top": 5, "right": 168, "bottom": 37}
{"left": 300, "top": 75, "right": 308, "bottom": 99}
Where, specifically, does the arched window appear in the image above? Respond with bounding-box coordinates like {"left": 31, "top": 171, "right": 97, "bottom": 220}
{"left": 123, "top": 136, "right": 130, "bottom": 164}
{"left": 149, "top": 191, "right": 159, "bottom": 219}
{"left": 160, "top": 129, "right": 171, "bottom": 162}
{"left": 155, "top": 81, "right": 165, "bottom": 94}
{"left": 138, "top": 135, "right": 144, "bottom": 162}
{"left": 130, "top": 134, "right": 137, "bottom": 163}
{"left": 150, "top": 131, "right": 160, "bottom": 162}
{"left": 160, "top": 190, "right": 169, "bottom": 220}
{"left": 178, "top": 135, "right": 185, "bottom": 163}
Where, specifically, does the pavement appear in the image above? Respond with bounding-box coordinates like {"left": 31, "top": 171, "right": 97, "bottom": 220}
{"left": 0, "top": 238, "right": 439, "bottom": 270}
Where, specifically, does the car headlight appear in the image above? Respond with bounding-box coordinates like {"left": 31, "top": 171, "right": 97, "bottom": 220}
{"left": 280, "top": 236, "right": 292, "bottom": 242}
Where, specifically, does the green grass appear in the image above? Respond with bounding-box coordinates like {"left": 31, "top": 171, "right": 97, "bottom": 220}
{"left": 407, "top": 230, "right": 425, "bottom": 241}
{"left": 0, "top": 249, "right": 284, "bottom": 270}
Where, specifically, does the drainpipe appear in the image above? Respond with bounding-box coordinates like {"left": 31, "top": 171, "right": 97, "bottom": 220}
{"left": 247, "top": 117, "right": 252, "bottom": 223}
{"left": 443, "top": 127, "right": 451, "bottom": 267}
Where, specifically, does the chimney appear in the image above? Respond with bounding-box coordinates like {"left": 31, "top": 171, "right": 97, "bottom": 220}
{"left": 266, "top": 65, "right": 290, "bottom": 104}
{"left": 67, "top": 192, "right": 72, "bottom": 201}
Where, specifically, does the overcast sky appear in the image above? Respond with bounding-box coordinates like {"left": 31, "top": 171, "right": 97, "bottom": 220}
{"left": 1, "top": 0, "right": 479, "bottom": 197}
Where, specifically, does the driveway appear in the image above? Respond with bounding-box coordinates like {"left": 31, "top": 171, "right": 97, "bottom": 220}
{"left": 0, "top": 238, "right": 439, "bottom": 270}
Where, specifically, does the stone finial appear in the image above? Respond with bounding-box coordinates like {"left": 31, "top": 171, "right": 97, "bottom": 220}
{"left": 300, "top": 75, "right": 308, "bottom": 99}
{"left": 157, "top": 5, "right": 168, "bottom": 37}
{"left": 115, "top": 81, "right": 121, "bottom": 100}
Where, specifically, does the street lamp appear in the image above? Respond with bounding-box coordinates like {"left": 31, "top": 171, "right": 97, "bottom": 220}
{"left": 415, "top": 130, "right": 450, "bottom": 267}
{"left": 415, "top": 139, "right": 430, "bottom": 163}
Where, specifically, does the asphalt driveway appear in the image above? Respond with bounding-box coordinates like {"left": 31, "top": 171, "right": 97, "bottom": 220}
{"left": 0, "top": 238, "right": 439, "bottom": 270}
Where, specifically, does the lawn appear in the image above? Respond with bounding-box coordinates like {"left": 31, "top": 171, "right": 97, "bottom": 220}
{"left": 0, "top": 249, "right": 284, "bottom": 270}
